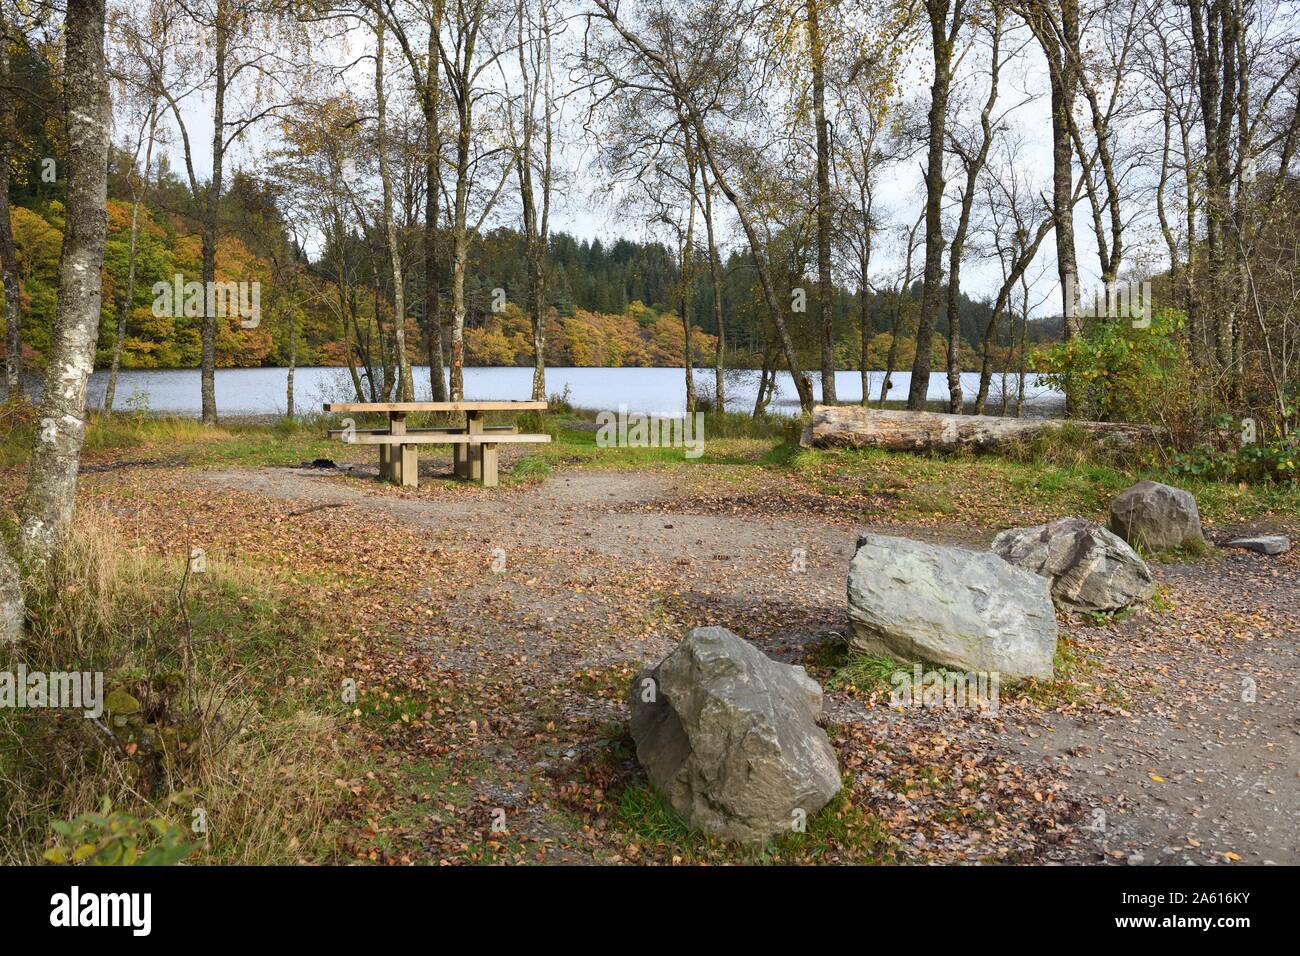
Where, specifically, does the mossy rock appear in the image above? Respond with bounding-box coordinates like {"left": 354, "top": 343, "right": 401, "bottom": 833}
{"left": 104, "top": 687, "right": 141, "bottom": 717}
{"left": 150, "top": 670, "right": 186, "bottom": 694}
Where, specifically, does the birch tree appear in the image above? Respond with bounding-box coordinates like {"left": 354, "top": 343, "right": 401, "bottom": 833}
{"left": 104, "top": 1, "right": 170, "bottom": 411}
{"left": 906, "top": 0, "right": 969, "bottom": 410}
{"left": 18, "top": 0, "right": 111, "bottom": 565}
{"left": 943, "top": 7, "right": 1010, "bottom": 412}
{"left": 0, "top": 0, "right": 25, "bottom": 397}
{"left": 0, "top": 534, "right": 18, "bottom": 641}
{"left": 589, "top": 0, "right": 815, "bottom": 412}
{"left": 442, "top": 0, "right": 513, "bottom": 400}
{"left": 1017, "top": 0, "right": 1083, "bottom": 341}
{"left": 150, "top": 0, "right": 307, "bottom": 424}
{"left": 506, "top": 0, "right": 558, "bottom": 401}
{"left": 807, "top": 0, "right": 836, "bottom": 402}
{"left": 373, "top": 5, "right": 415, "bottom": 400}
{"left": 375, "top": 0, "right": 452, "bottom": 401}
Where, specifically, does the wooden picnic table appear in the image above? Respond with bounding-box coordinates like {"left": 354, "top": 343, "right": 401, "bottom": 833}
{"left": 323, "top": 400, "right": 549, "bottom": 488}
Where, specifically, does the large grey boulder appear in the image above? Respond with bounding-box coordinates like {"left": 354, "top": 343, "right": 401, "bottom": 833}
{"left": 847, "top": 533, "right": 1057, "bottom": 681}
{"left": 628, "top": 626, "right": 841, "bottom": 844}
{"left": 992, "top": 517, "right": 1155, "bottom": 613}
{"left": 1109, "top": 480, "right": 1205, "bottom": 552}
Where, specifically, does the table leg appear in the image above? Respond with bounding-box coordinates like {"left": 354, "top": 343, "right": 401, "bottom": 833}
{"left": 481, "top": 442, "right": 499, "bottom": 487}
{"left": 389, "top": 413, "right": 407, "bottom": 486}
{"left": 379, "top": 445, "right": 391, "bottom": 482}
{"left": 401, "top": 444, "right": 418, "bottom": 487}
{"left": 467, "top": 411, "right": 483, "bottom": 482}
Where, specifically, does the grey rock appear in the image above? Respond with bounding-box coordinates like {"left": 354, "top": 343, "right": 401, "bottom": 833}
{"left": 1226, "top": 534, "right": 1291, "bottom": 555}
{"left": 992, "top": 517, "right": 1155, "bottom": 612}
{"left": 628, "top": 626, "right": 841, "bottom": 844}
{"left": 1109, "top": 480, "right": 1205, "bottom": 552}
{"left": 847, "top": 533, "right": 1058, "bottom": 681}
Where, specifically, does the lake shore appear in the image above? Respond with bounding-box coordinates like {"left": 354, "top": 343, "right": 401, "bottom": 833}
{"left": 7, "top": 365, "right": 1066, "bottom": 419}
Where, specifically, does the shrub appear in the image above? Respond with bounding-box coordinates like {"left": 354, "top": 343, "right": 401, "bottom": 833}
{"left": 547, "top": 384, "right": 574, "bottom": 415}
{"left": 1170, "top": 413, "right": 1300, "bottom": 483}
{"left": 43, "top": 798, "right": 196, "bottom": 866}
{"left": 1031, "top": 311, "right": 1199, "bottom": 427}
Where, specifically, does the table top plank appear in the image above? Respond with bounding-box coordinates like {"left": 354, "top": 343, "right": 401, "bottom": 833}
{"left": 324, "top": 401, "right": 548, "bottom": 413}
{"left": 344, "top": 433, "right": 551, "bottom": 445}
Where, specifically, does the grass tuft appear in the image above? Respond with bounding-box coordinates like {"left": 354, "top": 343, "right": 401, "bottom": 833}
{"left": 0, "top": 508, "right": 343, "bottom": 865}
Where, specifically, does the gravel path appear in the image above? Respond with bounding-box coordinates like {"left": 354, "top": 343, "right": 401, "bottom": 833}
{"left": 196, "top": 463, "right": 1300, "bottom": 864}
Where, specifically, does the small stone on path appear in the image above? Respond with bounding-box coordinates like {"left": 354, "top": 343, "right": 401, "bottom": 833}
{"left": 1226, "top": 535, "right": 1290, "bottom": 555}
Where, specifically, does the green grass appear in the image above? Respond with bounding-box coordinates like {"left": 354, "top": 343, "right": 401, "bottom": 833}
{"left": 4, "top": 405, "right": 1295, "bottom": 524}
{"left": 808, "top": 631, "right": 1129, "bottom": 712}
{"left": 907, "top": 486, "right": 958, "bottom": 516}
{"left": 811, "top": 640, "right": 1002, "bottom": 703}
{"left": 1, "top": 409, "right": 345, "bottom": 469}
{"left": 1148, "top": 535, "right": 1214, "bottom": 562}
{"left": 812, "top": 644, "right": 905, "bottom": 696}
{"left": 609, "top": 777, "right": 892, "bottom": 864}
{"left": 0, "top": 512, "right": 346, "bottom": 865}
{"left": 507, "top": 455, "right": 552, "bottom": 483}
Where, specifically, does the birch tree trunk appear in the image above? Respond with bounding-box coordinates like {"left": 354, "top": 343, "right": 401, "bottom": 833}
{"left": 449, "top": 85, "right": 472, "bottom": 401}
{"left": 1024, "top": 0, "right": 1082, "bottom": 344}
{"left": 680, "top": 121, "right": 698, "bottom": 414}
{"left": 19, "top": 0, "right": 110, "bottom": 565}
{"left": 449, "top": 228, "right": 468, "bottom": 400}
{"left": 0, "top": 535, "right": 19, "bottom": 642}
{"left": 424, "top": 26, "right": 448, "bottom": 402}
{"left": 285, "top": 272, "right": 297, "bottom": 417}
{"left": 808, "top": 0, "right": 836, "bottom": 404}
{"left": 286, "top": 319, "right": 296, "bottom": 419}
{"left": 858, "top": 280, "right": 870, "bottom": 406}
{"left": 0, "top": 4, "right": 22, "bottom": 397}
{"left": 198, "top": 0, "right": 230, "bottom": 425}
{"left": 907, "top": 0, "right": 960, "bottom": 410}
{"left": 513, "top": 0, "right": 554, "bottom": 403}
{"left": 879, "top": 301, "right": 902, "bottom": 406}
{"left": 753, "top": 339, "right": 776, "bottom": 418}
{"left": 373, "top": 12, "right": 413, "bottom": 401}
{"left": 700, "top": 164, "right": 725, "bottom": 412}
{"left": 944, "top": 13, "right": 1001, "bottom": 413}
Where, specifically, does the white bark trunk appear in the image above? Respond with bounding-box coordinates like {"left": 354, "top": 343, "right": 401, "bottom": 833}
{"left": 0, "top": 534, "right": 21, "bottom": 642}
{"left": 18, "top": 0, "right": 110, "bottom": 565}
{"left": 373, "top": 11, "right": 413, "bottom": 401}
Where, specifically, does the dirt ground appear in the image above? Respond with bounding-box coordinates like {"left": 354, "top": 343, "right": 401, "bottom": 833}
{"left": 181, "top": 457, "right": 1299, "bottom": 866}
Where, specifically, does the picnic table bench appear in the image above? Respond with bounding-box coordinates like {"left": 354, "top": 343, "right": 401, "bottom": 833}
{"left": 323, "top": 401, "right": 550, "bottom": 488}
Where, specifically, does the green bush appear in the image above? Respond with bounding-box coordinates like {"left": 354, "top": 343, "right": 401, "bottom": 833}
{"left": 43, "top": 798, "right": 196, "bottom": 866}
{"left": 1171, "top": 413, "right": 1299, "bottom": 483}
{"left": 1032, "top": 311, "right": 1191, "bottom": 424}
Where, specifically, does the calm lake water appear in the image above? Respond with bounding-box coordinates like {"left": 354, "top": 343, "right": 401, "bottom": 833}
{"left": 71, "top": 366, "right": 1062, "bottom": 418}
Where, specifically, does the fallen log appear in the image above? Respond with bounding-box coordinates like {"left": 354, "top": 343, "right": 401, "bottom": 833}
{"left": 801, "top": 405, "right": 1161, "bottom": 451}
